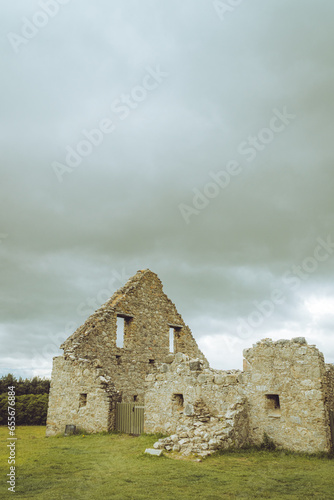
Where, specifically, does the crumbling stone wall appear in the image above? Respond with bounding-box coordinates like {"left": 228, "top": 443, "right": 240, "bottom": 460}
{"left": 46, "top": 356, "right": 116, "bottom": 436}
{"left": 324, "top": 364, "right": 334, "bottom": 449}
{"left": 47, "top": 269, "right": 334, "bottom": 454}
{"left": 324, "top": 364, "right": 334, "bottom": 413}
{"left": 46, "top": 269, "right": 207, "bottom": 436}
{"left": 145, "top": 353, "right": 249, "bottom": 456}
{"left": 145, "top": 338, "right": 333, "bottom": 455}
{"left": 243, "top": 338, "right": 331, "bottom": 453}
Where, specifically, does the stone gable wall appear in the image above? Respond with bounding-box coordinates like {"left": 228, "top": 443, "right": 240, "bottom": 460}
{"left": 46, "top": 270, "right": 333, "bottom": 453}
{"left": 47, "top": 270, "right": 207, "bottom": 436}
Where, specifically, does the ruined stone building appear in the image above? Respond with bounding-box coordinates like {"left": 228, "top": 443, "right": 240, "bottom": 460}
{"left": 46, "top": 269, "right": 334, "bottom": 456}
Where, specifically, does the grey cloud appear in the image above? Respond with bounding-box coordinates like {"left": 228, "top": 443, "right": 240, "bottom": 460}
{"left": 1, "top": 0, "right": 334, "bottom": 376}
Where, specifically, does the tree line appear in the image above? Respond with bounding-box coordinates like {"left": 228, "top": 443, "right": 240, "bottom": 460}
{"left": 0, "top": 374, "right": 50, "bottom": 425}
{"left": 0, "top": 373, "right": 50, "bottom": 395}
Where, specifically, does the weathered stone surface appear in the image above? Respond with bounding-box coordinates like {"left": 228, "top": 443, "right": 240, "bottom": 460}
{"left": 189, "top": 360, "right": 202, "bottom": 371}
{"left": 46, "top": 270, "right": 334, "bottom": 455}
{"left": 145, "top": 337, "right": 334, "bottom": 455}
{"left": 184, "top": 404, "right": 194, "bottom": 416}
{"left": 46, "top": 270, "right": 207, "bottom": 436}
{"left": 145, "top": 448, "right": 163, "bottom": 456}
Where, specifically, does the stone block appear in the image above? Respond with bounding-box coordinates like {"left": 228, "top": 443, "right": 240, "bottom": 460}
{"left": 145, "top": 448, "right": 163, "bottom": 456}
{"left": 292, "top": 337, "right": 307, "bottom": 345}
{"left": 174, "top": 352, "right": 187, "bottom": 364}
{"left": 190, "top": 360, "right": 202, "bottom": 371}
{"left": 208, "top": 439, "right": 220, "bottom": 450}
{"left": 198, "top": 374, "right": 209, "bottom": 384}
{"left": 184, "top": 404, "right": 194, "bottom": 416}
{"left": 153, "top": 441, "right": 164, "bottom": 449}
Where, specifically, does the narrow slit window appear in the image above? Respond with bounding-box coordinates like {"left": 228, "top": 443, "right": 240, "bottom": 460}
{"left": 116, "top": 316, "right": 125, "bottom": 348}
{"left": 169, "top": 328, "right": 174, "bottom": 353}
{"left": 116, "top": 355, "right": 121, "bottom": 365}
{"left": 79, "top": 393, "right": 87, "bottom": 408}
{"left": 173, "top": 393, "right": 184, "bottom": 408}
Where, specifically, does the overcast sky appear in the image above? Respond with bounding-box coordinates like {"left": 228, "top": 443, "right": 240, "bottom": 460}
{"left": 1, "top": 0, "right": 334, "bottom": 379}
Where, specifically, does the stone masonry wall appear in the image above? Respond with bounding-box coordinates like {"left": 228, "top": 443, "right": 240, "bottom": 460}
{"left": 145, "top": 353, "right": 249, "bottom": 456}
{"left": 145, "top": 338, "right": 333, "bottom": 456}
{"left": 47, "top": 268, "right": 333, "bottom": 454}
{"left": 243, "top": 337, "right": 331, "bottom": 453}
{"left": 47, "top": 270, "right": 207, "bottom": 435}
{"left": 46, "top": 356, "right": 117, "bottom": 436}
{"left": 324, "top": 364, "right": 334, "bottom": 414}
{"left": 324, "top": 364, "right": 334, "bottom": 450}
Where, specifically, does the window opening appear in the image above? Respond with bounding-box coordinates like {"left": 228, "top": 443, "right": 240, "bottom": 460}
{"left": 169, "top": 328, "right": 174, "bottom": 353}
{"left": 173, "top": 393, "right": 184, "bottom": 408}
{"left": 116, "top": 316, "right": 125, "bottom": 348}
{"left": 265, "top": 394, "right": 280, "bottom": 415}
{"left": 79, "top": 393, "right": 87, "bottom": 408}
{"left": 116, "top": 355, "right": 121, "bottom": 365}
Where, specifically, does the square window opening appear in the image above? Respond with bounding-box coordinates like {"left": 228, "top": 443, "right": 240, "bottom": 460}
{"left": 265, "top": 394, "right": 280, "bottom": 411}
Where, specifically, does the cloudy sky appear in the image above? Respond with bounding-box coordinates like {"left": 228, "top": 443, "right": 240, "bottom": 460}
{"left": 1, "top": 0, "right": 334, "bottom": 379}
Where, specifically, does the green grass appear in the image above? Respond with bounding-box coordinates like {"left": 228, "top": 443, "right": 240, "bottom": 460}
{"left": 0, "top": 427, "right": 333, "bottom": 499}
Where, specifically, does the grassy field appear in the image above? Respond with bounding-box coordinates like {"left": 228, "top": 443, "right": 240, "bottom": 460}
{"left": 0, "top": 427, "right": 333, "bottom": 500}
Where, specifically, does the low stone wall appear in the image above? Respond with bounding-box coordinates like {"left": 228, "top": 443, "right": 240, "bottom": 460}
{"left": 145, "top": 338, "right": 333, "bottom": 456}
{"left": 145, "top": 353, "right": 249, "bottom": 456}
{"left": 46, "top": 356, "right": 116, "bottom": 436}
